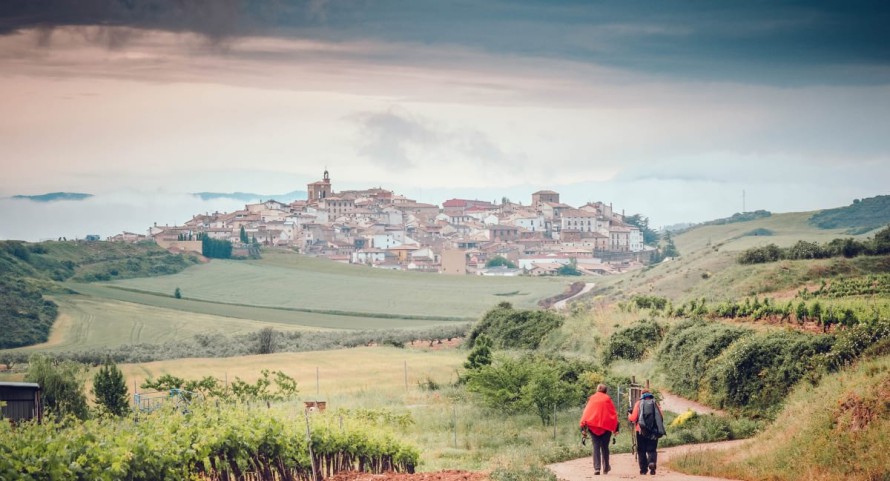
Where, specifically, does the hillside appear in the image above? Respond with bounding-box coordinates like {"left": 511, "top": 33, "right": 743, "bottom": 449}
{"left": 0, "top": 240, "right": 201, "bottom": 348}
{"left": 672, "top": 353, "right": 890, "bottom": 481}
{"left": 590, "top": 212, "right": 888, "bottom": 303}
{"left": 809, "top": 194, "right": 890, "bottom": 232}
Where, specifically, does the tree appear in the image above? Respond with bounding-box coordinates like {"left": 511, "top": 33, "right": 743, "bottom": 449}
{"left": 557, "top": 258, "right": 581, "bottom": 276}
{"left": 624, "top": 214, "right": 659, "bottom": 246}
{"left": 485, "top": 256, "right": 516, "bottom": 269}
{"left": 256, "top": 327, "right": 276, "bottom": 354}
{"left": 25, "top": 354, "right": 89, "bottom": 419}
{"left": 464, "top": 333, "right": 493, "bottom": 370}
{"left": 661, "top": 232, "right": 680, "bottom": 259}
{"left": 174, "top": 287, "right": 182, "bottom": 299}
{"left": 240, "top": 226, "right": 248, "bottom": 244}
{"left": 92, "top": 358, "right": 129, "bottom": 416}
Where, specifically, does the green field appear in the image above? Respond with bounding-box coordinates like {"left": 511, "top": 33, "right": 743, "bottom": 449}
{"left": 1, "top": 251, "right": 569, "bottom": 353}
{"left": 101, "top": 252, "right": 567, "bottom": 319}
{"left": 9, "top": 294, "right": 316, "bottom": 354}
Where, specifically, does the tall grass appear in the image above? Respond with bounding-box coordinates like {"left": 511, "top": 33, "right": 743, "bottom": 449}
{"left": 670, "top": 355, "right": 890, "bottom": 481}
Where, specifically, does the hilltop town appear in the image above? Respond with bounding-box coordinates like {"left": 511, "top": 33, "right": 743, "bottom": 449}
{"left": 129, "top": 171, "right": 652, "bottom": 275}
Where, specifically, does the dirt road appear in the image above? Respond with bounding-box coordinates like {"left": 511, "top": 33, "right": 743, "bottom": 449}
{"left": 553, "top": 283, "right": 596, "bottom": 310}
{"left": 548, "top": 440, "right": 747, "bottom": 481}
{"left": 659, "top": 391, "right": 725, "bottom": 416}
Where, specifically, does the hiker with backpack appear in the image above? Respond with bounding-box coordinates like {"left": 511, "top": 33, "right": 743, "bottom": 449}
{"left": 579, "top": 384, "right": 619, "bottom": 475}
{"left": 628, "top": 389, "right": 666, "bottom": 476}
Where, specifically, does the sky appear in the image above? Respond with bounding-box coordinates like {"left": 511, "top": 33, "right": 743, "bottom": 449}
{"left": 1, "top": 1, "right": 889, "bottom": 240}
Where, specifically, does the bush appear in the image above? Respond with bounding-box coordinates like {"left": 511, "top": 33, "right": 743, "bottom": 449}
{"left": 656, "top": 319, "right": 751, "bottom": 400}
{"left": 467, "top": 303, "right": 563, "bottom": 350}
{"left": 465, "top": 353, "right": 598, "bottom": 425}
{"left": 702, "top": 331, "right": 834, "bottom": 416}
{"left": 604, "top": 319, "right": 664, "bottom": 364}
{"left": 821, "top": 319, "right": 890, "bottom": 371}
{"left": 25, "top": 354, "right": 89, "bottom": 420}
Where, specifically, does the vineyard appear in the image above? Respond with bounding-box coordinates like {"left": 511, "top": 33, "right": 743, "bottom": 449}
{"left": 798, "top": 274, "right": 890, "bottom": 299}
{"left": 628, "top": 293, "right": 890, "bottom": 331}
{"left": 0, "top": 402, "right": 418, "bottom": 481}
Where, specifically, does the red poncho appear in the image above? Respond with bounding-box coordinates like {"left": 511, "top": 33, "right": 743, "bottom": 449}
{"left": 579, "top": 392, "right": 619, "bottom": 435}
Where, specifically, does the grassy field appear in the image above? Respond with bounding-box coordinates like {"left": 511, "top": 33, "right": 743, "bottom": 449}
{"left": 101, "top": 252, "right": 568, "bottom": 319}
{"left": 671, "top": 211, "right": 874, "bottom": 254}
{"left": 1, "top": 251, "right": 568, "bottom": 354}
{"left": 117, "top": 345, "right": 465, "bottom": 400}
{"left": 7, "top": 294, "right": 316, "bottom": 354}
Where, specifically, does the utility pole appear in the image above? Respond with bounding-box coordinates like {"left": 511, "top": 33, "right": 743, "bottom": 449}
{"left": 742, "top": 189, "right": 746, "bottom": 213}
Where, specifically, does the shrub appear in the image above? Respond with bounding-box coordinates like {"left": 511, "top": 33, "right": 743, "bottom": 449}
{"left": 25, "top": 354, "right": 89, "bottom": 420}
{"left": 656, "top": 319, "right": 751, "bottom": 400}
{"left": 822, "top": 319, "right": 890, "bottom": 371}
{"left": 467, "top": 304, "right": 564, "bottom": 350}
{"left": 702, "top": 331, "right": 834, "bottom": 415}
{"left": 603, "top": 319, "right": 665, "bottom": 364}
{"left": 465, "top": 353, "right": 598, "bottom": 424}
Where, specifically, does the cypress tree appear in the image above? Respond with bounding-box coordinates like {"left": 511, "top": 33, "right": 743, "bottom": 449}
{"left": 92, "top": 358, "right": 129, "bottom": 416}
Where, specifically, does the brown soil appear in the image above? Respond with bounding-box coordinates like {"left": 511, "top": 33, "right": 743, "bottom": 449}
{"left": 325, "top": 470, "right": 487, "bottom": 481}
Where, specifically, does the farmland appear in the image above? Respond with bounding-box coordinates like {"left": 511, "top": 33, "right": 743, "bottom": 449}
{"left": 105, "top": 251, "right": 567, "bottom": 318}
{"left": 1, "top": 249, "right": 569, "bottom": 354}
{"left": 11, "top": 294, "right": 316, "bottom": 354}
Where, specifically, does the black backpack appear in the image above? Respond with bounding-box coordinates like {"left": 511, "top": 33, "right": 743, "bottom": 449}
{"left": 638, "top": 398, "right": 666, "bottom": 440}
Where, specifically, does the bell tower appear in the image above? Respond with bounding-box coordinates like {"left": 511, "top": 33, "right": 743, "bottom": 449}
{"left": 307, "top": 169, "right": 333, "bottom": 202}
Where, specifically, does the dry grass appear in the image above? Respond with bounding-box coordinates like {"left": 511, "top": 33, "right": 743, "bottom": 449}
{"left": 117, "top": 346, "right": 465, "bottom": 401}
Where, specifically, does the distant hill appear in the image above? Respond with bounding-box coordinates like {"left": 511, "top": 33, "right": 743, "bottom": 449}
{"left": 11, "top": 192, "right": 93, "bottom": 202}
{"left": 809, "top": 195, "right": 890, "bottom": 233}
{"left": 193, "top": 190, "right": 307, "bottom": 203}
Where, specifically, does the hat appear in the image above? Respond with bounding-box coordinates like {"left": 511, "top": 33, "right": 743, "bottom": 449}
{"left": 641, "top": 390, "right": 654, "bottom": 399}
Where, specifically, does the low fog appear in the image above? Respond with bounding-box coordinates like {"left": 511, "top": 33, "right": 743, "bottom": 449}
{"left": 0, "top": 191, "right": 245, "bottom": 242}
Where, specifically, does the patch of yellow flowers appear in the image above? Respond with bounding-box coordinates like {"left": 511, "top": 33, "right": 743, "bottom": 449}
{"left": 669, "top": 409, "right": 697, "bottom": 427}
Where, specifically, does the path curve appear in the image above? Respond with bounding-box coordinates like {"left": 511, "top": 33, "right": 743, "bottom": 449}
{"left": 553, "top": 283, "right": 596, "bottom": 310}
{"left": 548, "top": 440, "right": 747, "bottom": 481}
{"left": 660, "top": 391, "right": 725, "bottom": 416}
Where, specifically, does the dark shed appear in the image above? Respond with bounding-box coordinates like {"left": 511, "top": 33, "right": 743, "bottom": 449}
{"left": 0, "top": 382, "right": 42, "bottom": 423}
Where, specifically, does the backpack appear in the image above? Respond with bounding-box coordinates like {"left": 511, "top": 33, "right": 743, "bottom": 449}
{"left": 638, "top": 398, "right": 666, "bottom": 440}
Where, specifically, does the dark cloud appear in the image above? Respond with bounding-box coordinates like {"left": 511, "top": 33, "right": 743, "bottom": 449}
{"left": 352, "top": 108, "right": 438, "bottom": 169}
{"left": 351, "top": 107, "right": 511, "bottom": 170}
{"left": 1, "top": 1, "right": 888, "bottom": 85}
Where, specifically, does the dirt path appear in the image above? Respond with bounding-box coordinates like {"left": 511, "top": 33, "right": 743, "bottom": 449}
{"left": 548, "top": 440, "right": 747, "bottom": 481}
{"left": 554, "top": 283, "right": 596, "bottom": 310}
{"left": 660, "top": 391, "right": 725, "bottom": 416}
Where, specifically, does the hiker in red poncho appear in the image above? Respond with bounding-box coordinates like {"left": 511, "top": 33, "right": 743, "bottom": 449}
{"left": 579, "top": 384, "right": 619, "bottom": 475}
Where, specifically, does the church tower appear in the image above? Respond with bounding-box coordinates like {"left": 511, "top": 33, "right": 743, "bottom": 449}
{"left": 307, "top": 169, "right": 333, "bottom": 202}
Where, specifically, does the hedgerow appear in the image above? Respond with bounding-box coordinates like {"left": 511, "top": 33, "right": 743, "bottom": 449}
{"left": 656, "top": 319, "right": 751, "bottom": 400}
{"left": 702, "top": 331, "right": 834, "bottom": 416}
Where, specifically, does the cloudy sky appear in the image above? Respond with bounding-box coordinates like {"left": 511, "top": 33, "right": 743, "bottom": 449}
{"left": 1, "top": 1, "right": 889, "bottom": 240}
